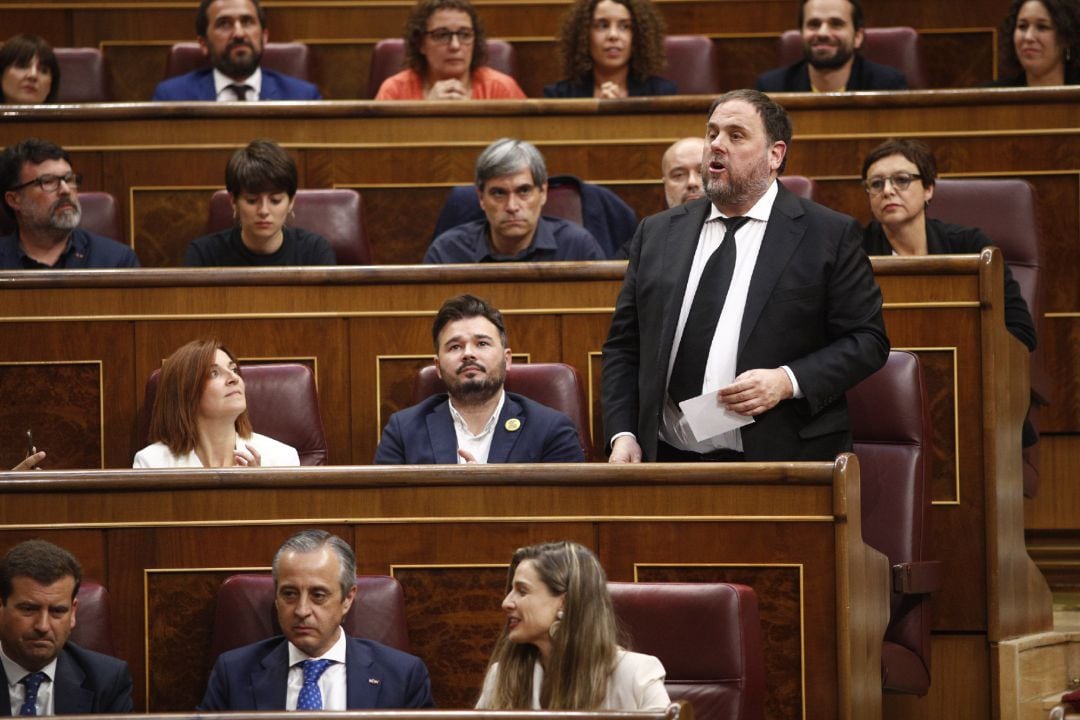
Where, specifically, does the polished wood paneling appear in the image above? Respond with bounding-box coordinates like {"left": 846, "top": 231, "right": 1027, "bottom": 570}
{"left": 882, "top": 635, "right": 991, "bottom": 719}
{"left": 0, "top": 461, "right": 885, "bottom": 719}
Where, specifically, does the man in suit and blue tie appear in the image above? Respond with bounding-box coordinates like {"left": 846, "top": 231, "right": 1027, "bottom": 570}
{"left": 0, "top": 540, "right": 133, "bottom": 714}
{"left": 198, "top": 530, "right": 433, "bottom": 710}
{"left": 602, "top": 88, "right": 888, "bottom": 463}
{"left": 375, "top": 294, "right": 585, "bottom": 464}
{"left": 152, "top": 0, "right": 321, "bottom": 101}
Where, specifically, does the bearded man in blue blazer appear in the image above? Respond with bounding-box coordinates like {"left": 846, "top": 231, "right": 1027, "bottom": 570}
{"left": 602, "top": 89, "right": 889, "bottom": 464}
{"left": 375, "top": 294, "right": 585, "bottom": 465}
{"left": 198, "top": 530, "right": 433, "bottom": 710}
{"left": 152, "top": 0, "right": 321, "bottom": 101}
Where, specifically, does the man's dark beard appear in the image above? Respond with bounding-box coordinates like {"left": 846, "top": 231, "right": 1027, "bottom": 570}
{"left": 703, "top": 157, "right": 773, "bottom": 211}
{"left": 450, "top": 375, "right": 503, "bottom": 406}
{"left": 216, "top": 42, "right": 262, "bottom": 79}
{"left": 805, "top": 43, "right": 854, "bottom": 70}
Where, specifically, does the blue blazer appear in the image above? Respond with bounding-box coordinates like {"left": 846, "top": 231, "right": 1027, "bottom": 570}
{"left": 0, "top": 642, "right": 133, "bottom": 714}
{"left": 755, "top": 54, "right": 907, "bottom": 92}
{"left": 375, "top": 391, "right": 585, "bottom": 464}
{"left": 198, "top": 635, "right": 434, "bottom": 710}
{"left": 152, "top": 68, "right": 321, "bottom": 100}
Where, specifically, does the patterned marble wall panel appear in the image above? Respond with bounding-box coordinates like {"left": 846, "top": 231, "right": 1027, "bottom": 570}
{"left": 0, "top": 362, "right": 103, "bottom": 470}
{"left": 343, "top": 186, "right": 452, "bottom": 265}
{"left": 131, "top": 187, "right": 217, "bottom": 268}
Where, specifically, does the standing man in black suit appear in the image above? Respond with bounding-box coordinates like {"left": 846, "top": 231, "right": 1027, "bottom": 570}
{"left": 0, "top": 540, "right": 133, "bottom": 714}
{"left": 602, "top": 89, "right": 888, "bottom": 463}
{"left": 755, "top": 0, "right": 908, "bottom": 92}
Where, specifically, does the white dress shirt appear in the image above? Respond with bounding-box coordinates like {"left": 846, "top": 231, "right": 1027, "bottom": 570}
{"left": 213, "top": 67, "right": 262, "bottom": 101}
{"left": 285, "top": 630, "right": 348, "bottom": 710}
{"left": 448, "top": 390, "right": 506, "bottom": 464}
{"left": 1, "top": 645, "right": 58, "bottom": 716}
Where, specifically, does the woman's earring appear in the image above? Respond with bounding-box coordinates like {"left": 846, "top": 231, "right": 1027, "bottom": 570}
{"left": 548, "top": 609, "right": 565, "bottom": 638}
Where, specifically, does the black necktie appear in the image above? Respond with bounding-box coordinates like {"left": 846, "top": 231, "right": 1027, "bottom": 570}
{"left": 668, "top": 215, "right": 750, "bottom": 404}
{"left": 227, "top": 83, "right": 251, "bottom": 101}
{"left": 19, "top": 672, "right": 47, "bottom": 716}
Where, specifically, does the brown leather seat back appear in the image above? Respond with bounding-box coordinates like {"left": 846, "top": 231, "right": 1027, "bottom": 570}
{"left": 164, "top": 42, "right": 313, "bottom": 81}
{"left": 848, "top": 350, "right": 934, "bottom": 693}
{"left": 367, "top": 38, "right": 517, "bottom": 98}
{"left": 609, "top": 582, "right": 765, "bottom": 720}
{"left": 778, "top": 27, "right": 926, "bottom": 88}
{"left": 70, "top": 580, "right": 115, "bottom": 656}
{"left": 208, "top": 188, "right": 371, "bottom": 264}
{"left": 140, "top": 362, "right": 328, "bottom": 465}
{"left": 413, "top": 362, "right": 592, "bottom": 457}
{"left": 55, "top": 47, "right": 111, "bottom": 101}
{"left": 207, "top": 573, "right": 410, "bottom": 667}
{"left": 778, "top": 175, "right": 815, "bottom": 199}
{"left": 661, "top": 35, "right": 721, "bottom": 94}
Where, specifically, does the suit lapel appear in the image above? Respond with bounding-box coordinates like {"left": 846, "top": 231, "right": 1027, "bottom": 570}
{"left": 487, "top": 394, "right": 523, "bottom": 463}
{"left": 426, "top": 397, "right": 460, "bottom": 463}
{"left": 738, "top": 184, "right": 806, "bottom": 357}
{"left": 0, "top": 664, "right": 10, "bottom": 714}
{"left": 344, "top": 637, "right": 380, "bottom": 709}
{"left": 260, "top": 72, "right": 279, "bottom": 100}
{"left": 251, "top": 641, "right": 290, "bottom": 710}
{"left": 54, "top": 649, "right": 94, "bottom": 713}
{"left": 657, "top": 200, "right": 712, "bottom": 374}
{"left": 198, "top": 71, "right": 217, "bottom": 101}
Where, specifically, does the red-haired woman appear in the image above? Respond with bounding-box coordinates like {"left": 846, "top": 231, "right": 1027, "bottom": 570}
{"left": 133, "top": 340, "right": 299, "bottom": 467}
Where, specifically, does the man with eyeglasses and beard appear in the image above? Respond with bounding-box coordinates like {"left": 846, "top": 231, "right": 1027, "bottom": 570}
{"left": 152, "top": 0, "right": 320, "bottom": 101}
{"left": 755, "top": 0, "right": 907, "bottom": 93}
{"left": 0, "top": 138, "right": 139, "bottom": 269}
{"left": 374, "top": 294, "right": 585, "bottom": 464}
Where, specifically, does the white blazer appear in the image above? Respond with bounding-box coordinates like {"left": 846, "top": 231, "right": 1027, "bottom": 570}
{"left": 476, "top": 648, "right": 670, "bottom": 710}
{"left": 133, "top": 432, "right": 300, "bottom": 468}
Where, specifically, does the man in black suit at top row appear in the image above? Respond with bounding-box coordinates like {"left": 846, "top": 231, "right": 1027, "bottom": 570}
{"left": 602, "top": 88, "right": 889, "bottom": 463}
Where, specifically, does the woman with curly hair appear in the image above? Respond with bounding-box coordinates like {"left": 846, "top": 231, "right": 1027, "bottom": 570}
{"left": 989, "top": 0, "right": 1080, "bottom": 86}
{"left": 1, "top": 34, "right": 60, "bottom": 104}
{"left": 375, "top": 0, "right": 525, "bottom": 100}
{"left": 476, "top": 541, "right": 670, "bottom": 710}
{"left": 544, "top": 0, "right": 675, "bottom": 98}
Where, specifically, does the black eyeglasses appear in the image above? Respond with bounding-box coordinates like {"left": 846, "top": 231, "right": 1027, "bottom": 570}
{"left": 863, "top": 173, "right": 921, "bottom": 195}
{"left": 8, "top": 172, "right": 82, "bottom": 194}
{"left": 425, "top": 28, "right": 475, "bottom": 44}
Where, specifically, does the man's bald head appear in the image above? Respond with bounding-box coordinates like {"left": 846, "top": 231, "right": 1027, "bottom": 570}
{"left": 662, "top": 137, "right": 706, "bottom": 208}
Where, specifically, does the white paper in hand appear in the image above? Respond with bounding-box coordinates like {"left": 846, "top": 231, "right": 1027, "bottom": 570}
{"left": 678, "top": 391, "right": 754, "bottom": 442}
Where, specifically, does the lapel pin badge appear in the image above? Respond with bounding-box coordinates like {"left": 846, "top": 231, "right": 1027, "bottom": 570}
{"left": 368, "top": 678, "right": 381, "bottom": 685}
{"left": 505, "top": 418, "right": 521, "bottom": 432}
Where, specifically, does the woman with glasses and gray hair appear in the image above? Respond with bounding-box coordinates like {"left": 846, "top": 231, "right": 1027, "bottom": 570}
{"left": 375, "top": 0, "right": 525, "bottom": 100}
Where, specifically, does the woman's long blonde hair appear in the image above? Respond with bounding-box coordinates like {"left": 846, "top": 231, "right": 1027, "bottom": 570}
{"left": 482, "top": 541, "right": 618, "bottom": 709}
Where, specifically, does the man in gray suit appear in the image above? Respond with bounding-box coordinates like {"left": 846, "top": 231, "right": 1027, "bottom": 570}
{"left": 602, "top": 89, "right": 888, "bottom": 463}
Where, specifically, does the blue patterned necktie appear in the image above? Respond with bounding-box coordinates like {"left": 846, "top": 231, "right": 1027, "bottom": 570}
{"left": 296, "top": 659, "right": 332, "bottom": 710}
{"left": 19, "top": 672, "right": 48, "bottom": 716}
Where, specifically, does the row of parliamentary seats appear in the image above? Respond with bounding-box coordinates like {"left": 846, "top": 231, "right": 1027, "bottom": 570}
{"left": 3, "top": 0, "right": 1078, "bottom": 102}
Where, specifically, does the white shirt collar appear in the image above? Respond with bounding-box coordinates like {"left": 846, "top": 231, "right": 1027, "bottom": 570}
{"left": 447, "top": 389, "right": 505, "bottom": 439}
{"left": 0, "top": 642, "right": 58, "bottom": 685}
{"left": 287, "top": 625, "right": 348, "bottom": 666}
{"left": 213, "top": 66, "right": 262, "bottom": 101}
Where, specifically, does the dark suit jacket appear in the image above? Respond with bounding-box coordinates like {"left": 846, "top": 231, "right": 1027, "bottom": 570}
{"left": 197, "top": 635, "right": 434, "bottom": 710}
{"left": 755, "top": 54, "right": 908, "bottom": 92}
{"left": 152, "top": 68, "right": 321, "bottom": 100}
{"left": 0, "top": 642, "right": 133, "bottom": 714}
{"left": 601, "top": 184, "right": 889, "bottom": 461}
{"left": 374, "top": 391, "right": 585, "bottom": 464}
{"left": 543, "top": 73, "right": 678, "bottom": 97}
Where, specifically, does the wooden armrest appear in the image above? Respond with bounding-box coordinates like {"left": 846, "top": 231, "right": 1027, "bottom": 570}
{"left": 672, "top": 700, "right": 695, "bottom": 720}
{"left": 892, "top": 560, "right": 943, "bottom": 594}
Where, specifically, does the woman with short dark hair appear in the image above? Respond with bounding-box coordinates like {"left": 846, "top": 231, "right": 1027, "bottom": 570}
{"left": 1, "top": 34, "right": 60, "bottom": 104}
{"left": 185, "top": 139, "right": 336, "bottom": 266}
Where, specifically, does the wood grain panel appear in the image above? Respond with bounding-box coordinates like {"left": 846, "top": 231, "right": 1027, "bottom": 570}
{"left": 915, "top": 349, "right": 959, "bottom": 504}
{"left": 131, "top": 188, "right": 216, "bottom": 267}
{"left": 882, "top": 635, "right": 990, "bottom": 719}
{"left": 0, "top": 362, "right": 103, "bottom": 470}
{"left": 1025, "top": 435, "right": 1080, "bottom": 532}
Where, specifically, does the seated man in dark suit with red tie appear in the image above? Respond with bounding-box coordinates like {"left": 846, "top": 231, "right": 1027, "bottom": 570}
{"left": 152, "top": 0, "right": 321, "bottom": 101}
{"left": 602, "top": 88, "right": 889, "bottom": 463}
{"left": 0, "top": 540, "right": 133, "bottom": 715}
{"left": 198, "top": 530, "right": 433, "bottom": 710}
